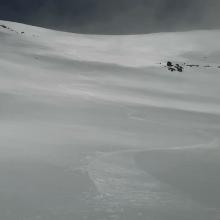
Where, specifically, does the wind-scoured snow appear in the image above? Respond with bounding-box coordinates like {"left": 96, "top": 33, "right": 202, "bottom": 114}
{"left": 0, "top": 20, "right": 220, "bottom": 220}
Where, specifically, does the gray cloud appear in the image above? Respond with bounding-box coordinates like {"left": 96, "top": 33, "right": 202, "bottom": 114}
{"left": 0, "top": 0, "right": 220, "bottom": 34}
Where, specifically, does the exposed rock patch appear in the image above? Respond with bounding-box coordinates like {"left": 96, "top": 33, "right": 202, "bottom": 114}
{"left": 166, "top": 61, "right": 184, "bottom": 72}
{"left": 0, "top": 24, "right": 24, "bottom": 35}
{"left": 162, "top": 61, "right": 220, "bottom": 72}
{"left": 186, "top": 64, "right": 200, "bottom": 67}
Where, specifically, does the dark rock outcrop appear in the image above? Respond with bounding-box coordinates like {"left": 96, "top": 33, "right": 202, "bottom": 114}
{"left": 166, "top": 62, "right": 184, "bottom": 72}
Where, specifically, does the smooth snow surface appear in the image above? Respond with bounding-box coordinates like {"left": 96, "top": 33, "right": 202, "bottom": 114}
{"left": 1, "top": 20, "right": 220, "bottom": 220}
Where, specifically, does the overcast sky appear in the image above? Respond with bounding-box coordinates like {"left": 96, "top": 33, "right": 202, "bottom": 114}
{"left": 0, "top": 0, "right": 220, "bottom": 34}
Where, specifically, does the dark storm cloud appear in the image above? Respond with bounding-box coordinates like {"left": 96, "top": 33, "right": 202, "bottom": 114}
{"left": 0, "top": 0, "right": 220, "bottom": 34}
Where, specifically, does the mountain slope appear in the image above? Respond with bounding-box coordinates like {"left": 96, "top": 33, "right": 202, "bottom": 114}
{"left": 0, "top": 20, "right": 220, "bottom": 220}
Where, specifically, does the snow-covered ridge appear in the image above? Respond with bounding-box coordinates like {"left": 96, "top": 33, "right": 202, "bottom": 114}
{"left": 1, "top": 20, "right": 220, "bottom": 68}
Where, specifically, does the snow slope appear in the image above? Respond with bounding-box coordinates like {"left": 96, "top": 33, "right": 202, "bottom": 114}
{"left": 1, "top": 20, "right": 220, "bottom": 220}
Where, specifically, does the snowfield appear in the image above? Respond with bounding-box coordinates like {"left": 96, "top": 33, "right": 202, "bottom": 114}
{"left": 1, "top": 20, "right": 220, "bottom": 220}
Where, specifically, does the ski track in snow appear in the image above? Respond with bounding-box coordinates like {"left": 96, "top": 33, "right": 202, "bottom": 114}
{"left": 86, "top": 130, "right": 219, "bottom": 211}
